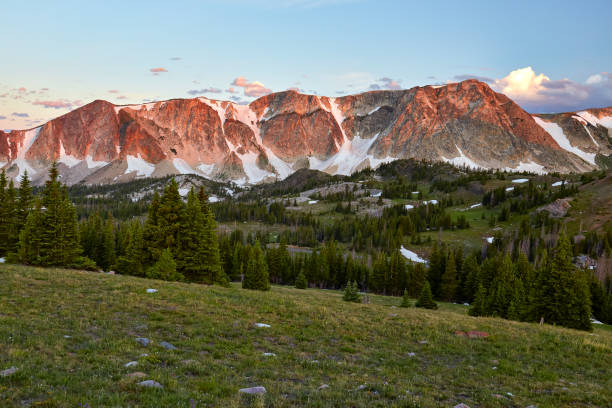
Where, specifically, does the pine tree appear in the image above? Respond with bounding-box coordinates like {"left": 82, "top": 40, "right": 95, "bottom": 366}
{"left": 400, "top": 289, "right": 412, "bottom": 307}
{"left": 440, "top": 251, "right": 459, "bottom": 301}
{"left": 231, "top": 241, "right": 243, "bottom": 281}
{"left": 469, "top": 284, "right": 487, "bottom": 316}
{"left": 415, "top": 281, "right": 437, "bottom": 309}
{"left": 16, "top": 200, "right": 44, "bottom": 265}
{"left": 462, "top": 255, "right": 480, "bottom": 302}
{"left": 486, "top": 255, "right": 516, "bottom": 317}
{"left": 143, "top": 191, "right": 162, "bottom": 265}
{"left": 147, "top": 248, "right": 184, "bottom": 281}
{"left": 177, "top": 189, "right": 206, "bottom": 281}
{"left": 0, "top": 171, "right": 17, "bottom": 256}
{"left": 100, "top": 215, "right": 116, "bottom": 271}
{"left": 343, "top": 281, "right": 361, "bottom": 302}
{"left": 115, "top": 221, "right": 145, "bottom": 276}
{"left": 242, "top": 241, "right": 270, "bottom": 291}
{"left": 198, "top": 187, "right": 228, "bottom": 286}
{"left": 16, "top": 171, "right": 33, "bottom": 227}
{"left": 532, "top": 235, "right": 592, "bottom": 330}
{"left": 295, "top": 269, "right": 307, "bottom": 289}
{"left": 34, "top": 164, "right": 83, "bottom": 267}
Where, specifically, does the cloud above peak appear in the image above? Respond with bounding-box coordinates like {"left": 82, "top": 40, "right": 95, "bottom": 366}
{"left": 490, "top": 67, "right": 612, "bottom": 112}
{"left": 231, "top": 76, "right": 272, "bottom": 97}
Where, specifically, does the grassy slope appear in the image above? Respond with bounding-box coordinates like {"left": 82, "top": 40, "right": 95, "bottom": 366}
{"left": 1, "top": 265, "right": 611, "bottom": 408}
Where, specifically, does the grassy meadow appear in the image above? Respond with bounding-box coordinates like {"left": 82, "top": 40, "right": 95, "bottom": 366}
{"left": 1, "top": 264, "right": 611, "bottom": 407}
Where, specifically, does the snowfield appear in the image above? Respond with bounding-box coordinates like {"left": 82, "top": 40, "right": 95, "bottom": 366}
{"left": 533, "top": 116, "right": 596, "bottom": 165}
{"left": 442, "top": 145, "right": 483, "bottom": 169}
{"left": 125, "top": 154, "right": 155, "bottom": 177}
{"left": 400, "top": 246, "right": 427, "bottom": 263}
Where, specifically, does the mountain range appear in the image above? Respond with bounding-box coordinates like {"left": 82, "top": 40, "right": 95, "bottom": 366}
{"left": 1, "top": 79, "right": 611, "bottom": 186}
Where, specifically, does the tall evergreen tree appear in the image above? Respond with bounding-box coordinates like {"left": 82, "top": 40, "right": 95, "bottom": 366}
{"left": 242, "top": 241, "right": 270, "bottom": 291}
{"left": 295, "top": 269, "right": 307, "bottom": 289}
{"left": 415, "top": 281, "right": 438, "bottom": 309}
{"left": 440, "top": 251, "right": 459, "bottom": 301}
{"left": 532, "top": 235, "right": 592, "bottom": 330}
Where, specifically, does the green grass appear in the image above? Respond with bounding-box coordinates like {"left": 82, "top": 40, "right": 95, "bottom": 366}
{"left": 1, "top": 264, "right": 611, "bottom": 407}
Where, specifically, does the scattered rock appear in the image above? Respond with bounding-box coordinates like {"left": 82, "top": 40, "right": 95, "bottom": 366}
{"left": 159, "top": 341, "right": 177, "bottom": 350}
{"left": 418, "top": 340, "right": 428, "bottom": 344}
{"left": 454, "top": 404, "right": 471, "bottom": 408}
{"left": 136, "top": 337, "right": 151, "bottom": 347}
{"left": 492, "top": 394, "right": 504, "bottom": 399}
{"left": 254, "top": 323, "right": 271, "bottom": 328}
{"left": 140, "top": 353, "right": 149, "bottom": 357}
{"left": 262, "top": 352, "right": 276, "bottom": 357}
{"left": 407, "top": 352, "right": 416, "bottom": 357}
{"left": 356, "top": 384, "right": 367, "bottom": 391}
{"left": 239, "top": 386, "right": 266, "bottom": 395}
{"left": 492, "top": 366, "right": 498, "bottom": 370}
{"left": 138, "top": 380, "right": 163, "bottom": 388}
{"left": 390, "top": 313, "right": 398, "bottom": 317}
{"left": 318, "top": 384, "right": 330, "bottom": 390}
{"left": 0, "top": 366, "right": 18, "bottom": 377}
{"left": 124, "top": 361, "right": 138, "bottom": 368}
{"left": 146, "top": 288, "right": 158, "bottom": 293}
{"left": 64, "top": 335, "right": 71, "bottom": 338}
{"left": 127, "top": 372, "right": 147, "bottom": 378}
{"left": 506, "top": 392, "right": 514, "bottom": 397}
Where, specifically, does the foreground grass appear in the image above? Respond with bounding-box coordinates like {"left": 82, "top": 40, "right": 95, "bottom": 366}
{"left": 1, "top": 265, "right": 610, "bottom": 407}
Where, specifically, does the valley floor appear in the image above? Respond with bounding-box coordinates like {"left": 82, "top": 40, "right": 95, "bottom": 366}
{"left": 0, "top": 264, "right": 611, "bottom": 407}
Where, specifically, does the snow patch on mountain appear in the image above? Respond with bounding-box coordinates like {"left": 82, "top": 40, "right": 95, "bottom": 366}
{"left": 400, "top": 246, "right": 427, "bottom": 263}
{"left": 85, "top": 156, "right": 108, "bottom": 169}
{"left": 173, "top": 158, "right": 196, "bottom": 175}
{"left": 309, "top": 132, "right": 381, "bottom": 175}
{"left": 576, "top": 111, "right": 612, "bottom": 129}
{"left": 534, "top": 116, "right": 596, "bottom": 165}
{"left": 126, "top": 154, "right": 155, "bottom": 177}
{"left": 505, "top": 161, "right": 546, "bottom": 174}
{"left": 442, "top": 145, "right": 483, "bottom": 169}
{"left": 58, "top": 142, "right": 81, "bottom": 168}
{"left": 197, "top": 163, "right": 215, "bottom": 176}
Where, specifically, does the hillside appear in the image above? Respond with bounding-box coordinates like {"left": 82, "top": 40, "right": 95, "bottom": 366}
{"left": 1, "top": 264, "right": 610, "bottom": 407}
{"left": 2, "top": 80, "right": 612, "bottom": 186}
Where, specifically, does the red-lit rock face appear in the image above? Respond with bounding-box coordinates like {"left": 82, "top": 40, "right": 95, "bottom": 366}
{"left": 1, "top": 80, "right": 610, "bottom": 185}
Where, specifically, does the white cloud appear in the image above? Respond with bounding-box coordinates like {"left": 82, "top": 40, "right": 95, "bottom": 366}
{"left": 487, "top": 67, "right": 612, "bottom": 112}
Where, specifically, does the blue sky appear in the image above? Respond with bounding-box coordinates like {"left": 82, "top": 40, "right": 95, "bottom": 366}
{"left": 2, "top": 0, "right": 612, "bottom": 129}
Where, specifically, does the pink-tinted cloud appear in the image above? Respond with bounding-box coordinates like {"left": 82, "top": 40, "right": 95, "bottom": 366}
{"left": 150, "top": 67, "right": 168, "bottom": 76}
{"left": 32, "top": 99, "right": 82, "bottom": 109}
{"left": 108, "top": 89, "right": 120, "bottom": 94}
{"left": 231, "top": 76, "right": 272, "bottom": 97}
{"left": 369, "top": 77, "right": 402, "bottom": 91}
{"left": 286, "top": 87, "right": 303, "bottom": 92}
{"left": 187, "top": 87, "right": 222, "bottom": 95}
{"left": 490, "top": 67, "right": 612, "bottom": 112}
{"left": 117, "top": 95, "right": 128, "bottom": 100}
{"left": 226, "top": 87, "right": 237, "bottom": 94}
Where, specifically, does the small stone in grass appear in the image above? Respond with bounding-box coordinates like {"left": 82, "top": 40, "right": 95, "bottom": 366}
{"left": 407, "top": 352, "right": 416, "bottom": 357}
{"left": 453, "top": 404, "right": 471, "bottom": 408}
{"left": 136, "top": 337, "right": 151, "bottom": 347}
{"left": 127, "top": 372, "right": 147, "bottom": 378}
{"left": 356, "top": 384, "right": 367, "bottom": 391}
{"left": 418, "top": 340, "right": 428, "bottom": 344}
{"left": 160, "top": 341, "right": 177, "bottom": 350}
{"left": 318, "top": 384, "right": 330, "bottom": 390}
{"left": 138, "top": 380, "right": 163, "bottom": 388}
{"left": 239, "top": 386, "right": 266, "bottom": 395}
{"left": 262, "top": 352, "right": 276, "bottom": 357}
{"left": 254, "top": 323, "right": 270, "bottom": 328}
{"left": 146, "top": 288, "right": 158, "bottom": 293}
{"left": 125, "top": 361, "right": 138, "bottom": 368}
{"left": 0, "top": 366, "right": 18, "bottom": 377}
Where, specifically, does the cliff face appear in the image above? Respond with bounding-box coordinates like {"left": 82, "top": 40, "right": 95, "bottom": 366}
{"left": 1, "top": 80, "right": 611, "bottom": 185}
